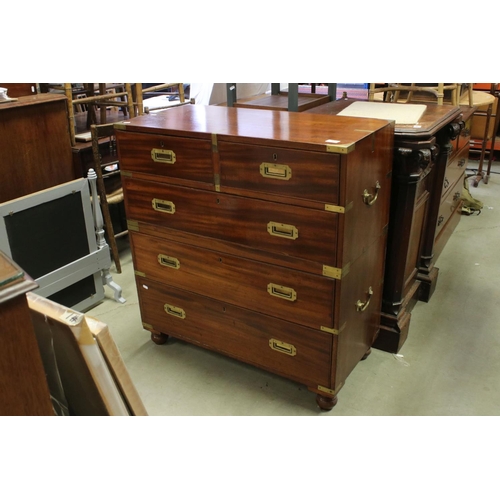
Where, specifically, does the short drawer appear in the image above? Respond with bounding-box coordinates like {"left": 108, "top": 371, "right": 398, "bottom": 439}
{"left": 457, "top": 116, "right": 472, "bottom": 153}
{"left": 436, "top": 172, "right": 464, "bottom": 238}
{"left": 131, "top": 232, "right": 336, "bottom": 330}
{"left": 123, "top": 177, "right": 339, "bottom": 267}
{"left": 442, "top": 145, "right": 468, "bottom": 199}
{"left": 136, "top": 276, "right": 334, "bottom": 388}
{"left": 116, "top": 130, "right": 214, "bottom": 184}
{"left": 218, "top": 141, "right": 340, "bottom": 204}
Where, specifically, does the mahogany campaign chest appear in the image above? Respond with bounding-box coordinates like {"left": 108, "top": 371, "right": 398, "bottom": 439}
{"left": 115, "top": 104, "right": 394, "bottom": 410}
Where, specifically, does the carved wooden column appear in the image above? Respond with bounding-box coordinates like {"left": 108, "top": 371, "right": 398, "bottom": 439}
{"left": 374, "top": 141, "right": 437, "bottom": 353}
{"left": 417, "top": 120, "right": 463, "bottom": 302}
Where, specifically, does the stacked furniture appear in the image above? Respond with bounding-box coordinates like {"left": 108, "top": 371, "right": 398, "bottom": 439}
{"left": 116, "top": 104, "right": 394, "bottom": 409}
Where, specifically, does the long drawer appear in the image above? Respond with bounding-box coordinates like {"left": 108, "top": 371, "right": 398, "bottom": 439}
{"left": 117, "top": 131, "right": 214, "bottom": 184}
{"left": 123, "top": 177, "right": 340, "bottom": 266}
{"left": 131, "top": 231, "right": 335, "bottom": 330}
{"left": 218, "top": 141, "right": 341, "bottom": 204}
{"left": 136, "top": 276, "right": 334, "bottom": 389}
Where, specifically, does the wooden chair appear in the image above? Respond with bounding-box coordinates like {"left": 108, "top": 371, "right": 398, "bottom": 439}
{"left": 64, "top": 83, "right": 135, "bottom": 146}
{"left": 369, "top": 83, "right": 461, "bottom": 105}
{"left": 133, "top": 83, "right": 185, "bottom": 115}
{"left": 90, "top": 123, "right": 127, "bottom": 273}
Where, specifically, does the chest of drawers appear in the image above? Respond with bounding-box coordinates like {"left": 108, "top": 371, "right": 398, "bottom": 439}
{"left": 116, "top": 105, "right": 394, "bottom": 410}
{"left": 307, "top": 99, "right": 466, "bottom": 353}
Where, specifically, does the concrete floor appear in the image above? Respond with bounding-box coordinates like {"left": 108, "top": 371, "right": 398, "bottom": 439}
{"left": 90, "top": 160, "right": 500, "bottom": 416}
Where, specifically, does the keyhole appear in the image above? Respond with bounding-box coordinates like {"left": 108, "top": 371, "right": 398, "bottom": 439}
{"left": 273, "top": 153, "right": 278, "bottom": 161}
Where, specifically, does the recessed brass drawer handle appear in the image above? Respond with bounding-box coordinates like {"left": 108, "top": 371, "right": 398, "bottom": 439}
{"left": 152, "top": 198, "right": 176, "bottom": 214}
{"left": 158, "top": 254, "right": 180, "bottom": 269}
{"left": 260, "top": 162, "right": 292, "bottom": 180}
{"left": 362, "top": 181, "right": 381, "bottom": 206}
{"left": 151, "top": 148, "right": 176, "bottom": 164}
{"left": 355, "top": 286, "right": 373, "bottom": 312}
{"left": 164, "top": 303, "right": 186, "bottom": 319}
{"left": 267, "top": 221, "right": 298, "bottom": 240}
{"left": 269, "top": 338, "right": 296, "bottom": 356}
{"left": 267, "top": 283, "right": 297, "bottom": 302}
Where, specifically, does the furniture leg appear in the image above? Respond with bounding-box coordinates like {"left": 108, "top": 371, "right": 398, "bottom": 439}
{"left": 102, "top": 270, "right": 126, "bottom": 304}
{"left": 151, "top": 331, "right": 169, "bottom": 345}
{"left": 316, "top": 393, "right": 338, "bottom": 411}
{"left": 361, "top": 348, "right": 372, "bottom": 360}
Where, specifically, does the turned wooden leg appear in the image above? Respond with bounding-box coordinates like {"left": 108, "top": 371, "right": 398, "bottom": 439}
{"left": 316, "top": 394, "right": 338, "bottom": 411}
{"left": 361, "top": 348, "right": 372, "bottom": 360}
{"left": 151, "top": 331, "right": 169, "bottom": 345}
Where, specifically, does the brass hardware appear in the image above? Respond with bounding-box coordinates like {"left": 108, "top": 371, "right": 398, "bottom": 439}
{"left": 269, "top": 339, "right": 296, "bottom": 356}
{"left": 326, "top": 143, "right": 355, "bottom": 154}
{"left": 214, "top": 173, "right": 221, "bottom": 192}
{"left": 158, "top": 254, "right": 180, "bottom": 269}
{"left": 127, "top": 220, "right": 139, "bottom": 231}
{"left": 325, "top": 204, "right": 345, "bottom": 213}
{"left": 323, "top": 263, "right": 350, "bottom": 280}
{"left": 259, "top": 162, "right": 292, "bottom": 180}
{"left": 267, "top": 283, "right": 297, "bottom": 302}
{"left": 142, "top": 322, "right": 153, "bottom": 330}
{"left": 120, "top": 170, "right": 133, "bottom": 177}
{"left": 152, "top": 198, "right": 176, "bottom": 214}
{"left": 151, "top": 148, "right": 176, "bottom": 164}
{"left": 211, "top": 133, "right": 218, "bottom": 153}
{"left": 164, "top": 303, "right": 186, "bottom": 319}
{"left": 362, "top": 181, "right": 381, "bottom": 206}
{"left": 114, "top": 122, "right": 126, "bottom": 130}
{"left": 267, "top": 221, "right": 298, "bottom": 240}
{"left": 356, "top": 286, "right": 373, "bottom": 312}
{"left": 134, "top": 270, "right": 146, "bottom": 277}
{"left": 317, "top": 385, "right": 335, "bottom": 396}
{"left": 320, "top": 326, "right": 339, "bottom": 335}
{"left": 458, "top": 158, "right": 466, "bottom": 168}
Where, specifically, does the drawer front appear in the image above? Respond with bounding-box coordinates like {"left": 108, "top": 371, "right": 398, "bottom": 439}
{"left": 117, "top": 131, "right": 214, "bottom": 184}
{"left": 218, "top": 141, "right": 340, "bottom": 204}
{"left": 136, "top": 276, "right": 333, "bottom": 388}
{"left": 442, "top": 146, "right": 468, "bottom": 199}
{"left": 131, "top": 232, "right": 335, "bottom": 329}
{"left": 124, "top": 177, "right": 339, "bottom": 266}
{"left": 436, "top": 172, "right": 464, "bottom": 238}
{"left": 457, "top": 116, "right": 472, "bottom": 152}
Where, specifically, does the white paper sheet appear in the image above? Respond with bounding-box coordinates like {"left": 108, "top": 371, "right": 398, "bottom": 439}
{"left": 337, "top": 101, "right": 427, "bottom": 125}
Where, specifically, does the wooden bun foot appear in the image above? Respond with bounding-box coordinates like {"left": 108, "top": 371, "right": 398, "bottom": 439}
{"left": 361, "top": 348, "right": 372, "bottom": 360}
{"left": 316, "top": 394, "right": 338, "bottom": 411}
{"left": 151, "top": 331, "right": 169, "bottom": 345}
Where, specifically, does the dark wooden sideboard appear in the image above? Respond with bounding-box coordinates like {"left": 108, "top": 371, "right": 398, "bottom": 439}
{"left": 0, "top": 251, "right": 53, "bottom": 415}
{"left": 0, "top": 93, "right": 75, "bottom": 203}
{"left": 307, "top": 99, "right": 470, "bottom": 352}
{"left": 116, "top": 104, "right": 394, "bottom": 409}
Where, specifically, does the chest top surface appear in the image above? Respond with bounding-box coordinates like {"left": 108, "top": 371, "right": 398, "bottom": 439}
{"left": 116, "top": 104, "right": 392, "bottom": 153}
{"left": 307, "top": 99, "right": 462, "bottom": 139}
